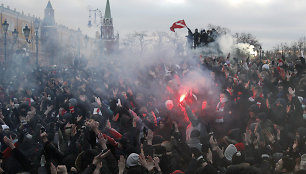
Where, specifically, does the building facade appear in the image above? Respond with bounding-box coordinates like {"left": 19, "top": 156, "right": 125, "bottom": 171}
{"left": 0, "top": 4, "right": 38, "bottom": 65}
{"left": 0, "top": 1, "right": 100, "bottom": 67}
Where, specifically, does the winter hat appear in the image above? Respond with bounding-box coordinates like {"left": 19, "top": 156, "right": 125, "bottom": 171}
{"left": 224, "top": 144, "right": 238, "bottom": 161}
{"left": 126, "top": 153, "right": 139, "bottom": 168}
{"left": 300, "top": 154, "right": 306, "bottom": 170}
{"left": 171, "top": 170, "right": 185, "bottom": 174}
{"left": 235, "top": 143, "right": 245, "bottom": 151}
{"left": 1, "top": 125, "right": 10, "bottom": 130}
{"left": 69, "top": 98, "right": 78, "bottom": 107}
{"left": 262, "top": 64, "right": 269, "bottom": 70}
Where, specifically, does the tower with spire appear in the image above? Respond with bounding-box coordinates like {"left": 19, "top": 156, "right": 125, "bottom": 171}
{"left": 43, "top": 1, "right": 55, "bottom": 26}
{"left": 102, "top": 0, "right": 119, "bottom": 53}
{"left": 41, "top": 0, "right": 58, "bottom": 64}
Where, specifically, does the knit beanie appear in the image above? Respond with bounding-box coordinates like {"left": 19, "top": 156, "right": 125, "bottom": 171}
{"left": 126, "top": 153, "right": 139, "bottom": 168}
{"left": 171, "top": 170, "right": 185, "bottom": 174}
{"left": 224, "top": 144, "right": 238, "bottom": 161}
{"left": 69, "top": 98, "right": 78, "bottom": 107}
{"left": 235, "top": 143, "right": 245, "bottom": 151}
{"left": 301, "top": 154, "right": 306, "bottom": 170}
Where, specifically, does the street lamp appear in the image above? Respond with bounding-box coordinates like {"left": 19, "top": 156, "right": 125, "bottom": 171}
{"left": 77, "top": 28, "right": 81, "bottom": 58}
{"left": 23, "top": 25, "right": 31, "bottom": 43}
{"left": 12, "top": 28, "right": 19, "bottom": 41}
{"left": 2, "top": 20, "right": 9, "bottom": 66}
{"left": 259, "top": 46, "right": 262, "bottom": 59}
{"left": 34, "top": 18, "right": 40, "bottom": 67}
{"left": 88, "top": 8, "right": 103, "bottom": 39}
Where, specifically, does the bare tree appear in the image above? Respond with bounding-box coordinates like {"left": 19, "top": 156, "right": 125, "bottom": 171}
{"left": 207, "top": 24, "right": 230, "bottom": 35}
{"left": 233, "top": 32, "right": 261, "bottom": 49}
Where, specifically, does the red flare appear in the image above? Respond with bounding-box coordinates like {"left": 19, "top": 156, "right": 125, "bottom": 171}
{"left": 180, "top": 94, "right": 186, "bottom": 103}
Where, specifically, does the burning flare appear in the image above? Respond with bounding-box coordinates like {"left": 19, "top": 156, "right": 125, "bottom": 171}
{"left": 180, "top": 94, "right": 187, "bottom": 103}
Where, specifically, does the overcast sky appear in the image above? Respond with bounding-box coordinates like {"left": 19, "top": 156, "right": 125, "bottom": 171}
{"left": 2, "top": 0, "right": 306, "bottom": 50}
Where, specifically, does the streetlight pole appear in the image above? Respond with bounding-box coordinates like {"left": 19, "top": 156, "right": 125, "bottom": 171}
{"left": 34, "top": 19, "right": 40, "bottom": 68}
{"left": 88, "top": 8, "right": 103, "bottom": 39}
{"left": 12, "top": 28, "right": 19, "bottom": 45}
{"left": 23, "top": 25, "right": 31, "bottom": 43}
{"left": 2, "top": 20, "right": 9, "bottom": 67}
{"left": 259, "top": 46, "right": 262, "bottom": 59}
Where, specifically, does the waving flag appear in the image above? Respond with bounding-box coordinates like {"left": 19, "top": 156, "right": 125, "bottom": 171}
{"left": 170, "top": 20, "right": 187, "bottom": 32}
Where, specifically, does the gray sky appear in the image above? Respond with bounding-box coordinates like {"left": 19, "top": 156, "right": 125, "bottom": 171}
{"left": 2, "top": 0, "right": 306, "bottom": 50}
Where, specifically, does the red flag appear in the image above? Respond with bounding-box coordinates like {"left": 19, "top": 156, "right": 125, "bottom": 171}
{"left": 170, "top": 20, "right": 186, "bottom": 32}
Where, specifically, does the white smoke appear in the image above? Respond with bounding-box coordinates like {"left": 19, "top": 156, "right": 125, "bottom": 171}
{"left": 235, "top": 43, "right": 258, "bottom": 58}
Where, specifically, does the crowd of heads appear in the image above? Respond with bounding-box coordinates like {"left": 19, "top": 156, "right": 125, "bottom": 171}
{"left": 0, "top": 44, "right": 305, "bottom": 174}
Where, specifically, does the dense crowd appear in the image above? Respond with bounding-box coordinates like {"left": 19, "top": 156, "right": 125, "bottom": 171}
{"left": 0, "top": 52, "right": 305, "bottom": 174}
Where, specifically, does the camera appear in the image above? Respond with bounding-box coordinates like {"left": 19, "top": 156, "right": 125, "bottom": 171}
{"left": 209, "top": 132, "right": 214, "bottom": 138}
{"left": 41, "top": 126, "right": 46, "bottom": 133}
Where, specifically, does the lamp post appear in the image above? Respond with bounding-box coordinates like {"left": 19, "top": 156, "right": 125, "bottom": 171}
{"left": 34, "top": 19, "right": 40, "bottom": 67}
{"left": 12, "top": 28, "right": 19, "bottom": 43}
{"left": 23, "top": 25, "right": 31, "bottom": 43}
{"left": 88, "top": 8, "right": 103, "bottom": 39}
{"left": 77, "top": 28, "right": 81, "bottom": 58}
{"left": 259, "top": 46, "right": 262, "bottom": 59}
{"left": 2, "top": 20, "right": 9, "bottom": 66}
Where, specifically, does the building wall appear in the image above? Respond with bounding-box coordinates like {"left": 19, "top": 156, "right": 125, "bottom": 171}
{"left": 0, "top": 4, "right": 39, "bottom": 65}
{"left": 0, "top": 2, "right": 116, "bottom": 67}
{"left": 0, "top": 4, "right": 92, "bottom": 67}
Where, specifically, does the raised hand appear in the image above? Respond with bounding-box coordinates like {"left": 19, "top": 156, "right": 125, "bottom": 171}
{"left": 207, "top": 148, "right": 213, "bottom": 164}
{"left": 97, "top": 133, "right": 107, "bottom": 150}
{"left": 3, "top": 136, "right": 15, "bottom": 149}
{"left": 209, "top": 136, "right": 218, "bottom": 150}
{"left": 95, "top": 97, "right": 102, "bottom": 107}
{"left": 118, "top": 155, "right": 126, "bottom": 174}
{"left": 56, "top": 165, "right": 67, "bottom": 174}
{"left": 50, "top": 162, "right": 57, "bottom": 174}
